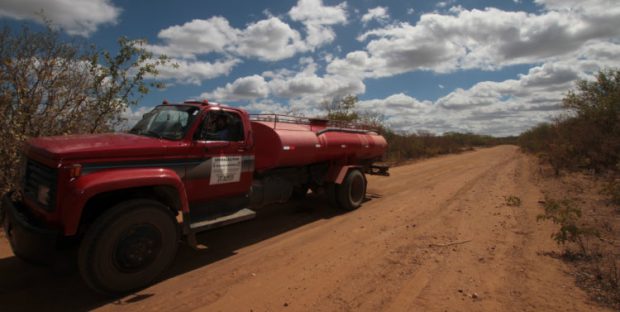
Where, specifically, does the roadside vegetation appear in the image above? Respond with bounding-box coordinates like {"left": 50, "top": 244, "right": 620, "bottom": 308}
{"left": 380, "top": 130, "right": 514, "bottom": 164}
{"left": 519, "top": 69, "right": 620, "bottom": 175}
{"left": 0, "top": 22, "right": 169, "bottom": 197}
{"left": 519, "top": 69, "right": 620, "bottom": 309}
{"left": 536, "top": 181, "right": 620, "bottom": 309}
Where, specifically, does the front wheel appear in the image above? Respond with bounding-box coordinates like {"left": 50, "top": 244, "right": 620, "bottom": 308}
{"left": 78, "top": 199, "right": 179, "bottom": 295}
{"left": 330, "top": 169, "right": 367, "bottom": 211}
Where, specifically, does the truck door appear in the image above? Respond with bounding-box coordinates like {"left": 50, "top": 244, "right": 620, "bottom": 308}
{"left": 185, "top": 108, "right": 254, "bottom": 210}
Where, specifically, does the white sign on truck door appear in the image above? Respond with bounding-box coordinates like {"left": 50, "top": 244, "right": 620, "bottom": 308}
{"left": 210, "top": 156, "right": 242, "bottom": 185}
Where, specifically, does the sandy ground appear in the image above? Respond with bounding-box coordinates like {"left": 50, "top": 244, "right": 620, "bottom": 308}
{"left": 0, "top": 145, "right": 611, "bottom": 311}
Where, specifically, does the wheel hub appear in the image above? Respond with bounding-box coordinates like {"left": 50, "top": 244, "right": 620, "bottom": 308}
{"left": 114, "top": 224, "right": 162, "bottom": 273}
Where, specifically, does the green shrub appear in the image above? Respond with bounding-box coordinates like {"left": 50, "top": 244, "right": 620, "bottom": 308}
{"left": 537, "top": 198, "right": 599, "bottom": 254}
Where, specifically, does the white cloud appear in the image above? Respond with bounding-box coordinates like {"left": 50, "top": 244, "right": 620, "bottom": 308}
{"left": 289, "top": 0, "right": 347, "bottom": 25}
{"left": 262, "top": 9, "right": 274, "bottom": 18}
{"left": 356, "top": 42, "right": 620, "bottom": 136}
{"left": 154, "top": 58, "right": 240, "bottom": 85}
{"left": 239, "top": 99, "right": 291, "bottom": 115}
{"left": 200, "top": 38, "right": 619, "bottom": 136}
{"left": 344, "top": 5, "right": 620, "bottom": 78}
{"left": 272, "top": 73, "right": 365, "bottom": 100}
{"left": 146, "top": 17, "right": 239, "bottom": 59}
{"left": 234, "top": 17, "right": 305, "bottom": 61}
{"left": 202, "top": 75, "right": 270, "bottom": 101}
{"left": 361, "top": 7, "right": 389, "bottom": 25}
{"left": 266, "top": 58, "right": 365, "bottom": 100}
{"left": 146, "top": 16, "right": 305, "bottom": 62}
{"left": 358, "top": 93, "right": 432, "bottom": 116}
{"left": 144, "top": 1, "right": 619, "bottom": 136}
{"left": 289, "top": 0, "right": 348, "bottom": 48}
{"left": 201, "top": 57, "right": 366, "bottom": 114}
{"left": 143, "top": 0, "right": 350, "bottom": 85}
{"left": 326, "top": 50, "right": 379, "bottom": 78}
{"left": 535, "top": 0, "right": 620, "bottom": 14}
{"left": 145, "top": 15, "right": 308, "bottom": 83}
{"left": 0, "top": 0, "right": 120, "bottom": 36}
{"left": 147, "top": 0, "right": 348, "bottom": 65}
{"left": 310, "top": 1, "right": 620, "bottom": 135}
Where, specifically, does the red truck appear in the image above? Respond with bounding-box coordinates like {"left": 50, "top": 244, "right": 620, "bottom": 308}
{"left": 1, "top": 100, "right": 388, "bottom": 294}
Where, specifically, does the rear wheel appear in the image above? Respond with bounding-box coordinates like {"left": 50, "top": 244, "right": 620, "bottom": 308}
{"left": 78, "top": 199, "right": 179, "bottom": 295}
{"left": 330, "top": 169, "right": 366, "bottom": 211}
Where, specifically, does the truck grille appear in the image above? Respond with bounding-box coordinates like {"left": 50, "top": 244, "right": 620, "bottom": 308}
{"left": 23, "top": 159, "right": 58, "bottom": 211}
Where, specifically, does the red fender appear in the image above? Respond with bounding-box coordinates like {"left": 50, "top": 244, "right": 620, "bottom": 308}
{"left": 63, "top": 168, "right": 188, "bottom": 235}
{"left": 326, "top": 165, "right": 362, "bottom": 184}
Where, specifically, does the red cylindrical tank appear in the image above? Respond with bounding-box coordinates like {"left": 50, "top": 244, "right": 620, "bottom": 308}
{"left": 251, "top": 120, "right": 387, "bottom": 172}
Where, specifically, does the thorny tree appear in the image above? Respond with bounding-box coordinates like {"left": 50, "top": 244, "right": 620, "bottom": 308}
{"left": 321, "top": 95, "right": 360, "bottom": 122}
{"left": 0, "top": 23, "right": 170, "bottom": 195}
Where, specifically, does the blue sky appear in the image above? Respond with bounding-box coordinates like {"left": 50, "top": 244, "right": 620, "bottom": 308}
{"left": 1, "top": 0, "right": 618, "bottom": 136}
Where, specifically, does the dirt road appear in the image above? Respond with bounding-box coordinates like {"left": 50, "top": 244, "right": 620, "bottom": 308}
{"left": 0, "top": 146, "right": 609, "bottom": 311}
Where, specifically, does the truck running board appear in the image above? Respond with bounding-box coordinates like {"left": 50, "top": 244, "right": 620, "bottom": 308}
{"left": 190, "top": 208, "right": 256, "bottom": 232}
{"left": 183, "top": 208, "right": 257, "bottom": 250}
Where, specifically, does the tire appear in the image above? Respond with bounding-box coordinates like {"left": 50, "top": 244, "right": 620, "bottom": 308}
{"left": 78, "top": 199, "right": 179, "bottom": 295}
{"left": 336, "top": 169, "right": 366, "bottom": 211}
{"left": 326, "top": 182, "right": 341, "bottom": 209}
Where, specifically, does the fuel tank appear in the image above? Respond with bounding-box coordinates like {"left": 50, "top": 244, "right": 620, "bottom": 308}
{"left": 251, "top": 117, "right": 387, "bottom": 172}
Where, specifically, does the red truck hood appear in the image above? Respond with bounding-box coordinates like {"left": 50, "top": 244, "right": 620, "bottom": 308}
{"left": 26, "top": 133, "right": 186, "bottom": 162}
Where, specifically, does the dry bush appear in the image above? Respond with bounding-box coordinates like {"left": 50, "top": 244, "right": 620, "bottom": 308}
{"left": 601, "top": 179, "right": 620, "bottom": 207}
{"left": 0, "top": 23, "right": 169, "bottom": 196}
{"left": 519, "top": 69, "right": 620, "bottom": 175}
{"left": 381, "top": 130, "right": 510, "bottom": 164}
{"left": 596, "top": 256, "right": 620, "bottom": 296}
{"left": 504, "top": 195, "right": 522, "bottom": 207}
{"left": 321, "top": 95, "right": 359, "bottom": 122}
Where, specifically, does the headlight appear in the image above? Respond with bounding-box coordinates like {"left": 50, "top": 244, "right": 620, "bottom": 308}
{"left": 37, "top": 185, "right": 50, "bottom": 205}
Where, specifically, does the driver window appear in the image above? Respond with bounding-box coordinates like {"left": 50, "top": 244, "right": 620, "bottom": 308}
{"left": 196, "top": 111, "right": 244, "bottom": 141}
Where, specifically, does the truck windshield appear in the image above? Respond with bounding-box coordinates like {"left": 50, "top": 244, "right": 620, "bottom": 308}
{"left": 129, "top": 105, "right": 200, "bottom": 140}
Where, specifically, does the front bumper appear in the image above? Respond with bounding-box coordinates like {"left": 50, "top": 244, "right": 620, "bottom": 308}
{"left": 1, "top": 193, "right": 58, "bottom": 264}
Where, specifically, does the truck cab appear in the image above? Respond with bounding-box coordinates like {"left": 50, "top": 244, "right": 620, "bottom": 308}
{"left": 1, "top": 100, "right": 388, "bottom": 294}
